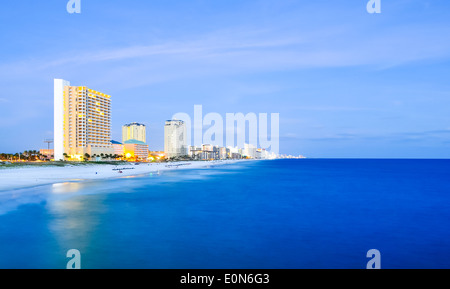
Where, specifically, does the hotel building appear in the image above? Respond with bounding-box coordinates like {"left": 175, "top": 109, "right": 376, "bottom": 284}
{"left": 54, "top": 79, "right": 114, "bottom": 161}
{"left": 122, "top": 122, "right": 146, "bottom": 144}
{"left": 164, "top": 120, "right": 187, "bottom": 158}
{"left": 120, "top": 122, "right": 149, "bottom": 160}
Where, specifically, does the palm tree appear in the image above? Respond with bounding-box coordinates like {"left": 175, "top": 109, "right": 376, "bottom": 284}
{"left": 84, "top": 153, "right": 91, "bottom": 161}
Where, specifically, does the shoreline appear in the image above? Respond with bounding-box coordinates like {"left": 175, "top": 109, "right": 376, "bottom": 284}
{"left": 0, "top": 160, "right": 246, "bottom": 193}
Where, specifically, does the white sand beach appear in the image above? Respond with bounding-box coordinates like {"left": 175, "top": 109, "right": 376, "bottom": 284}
{"left": 0, "top": 160, "right": 240, "bottom": 192}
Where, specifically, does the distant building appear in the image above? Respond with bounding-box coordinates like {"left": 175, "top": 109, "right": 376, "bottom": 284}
{"left": 123, "top": 139, "right": 149, "bottom": 160}
{"left": 111, "top": 140, "right": 124, "bottom": 156}
{"left": 149, "top": 151, "right": 165, "bottom": 161}
{"left": 201, "top": 144, "right": 216, "bottom": 160}
{"left": 164, "top": 120, "right": 187, "bottom": 158}
{"left": 54, "top": 79, "right": 114, "bottom": 161}
{"left": 189, "top": 145, "right": 235, "bottom": 160}
{"left": 242, "top": 143, "right": 257, "bottom": 159}
{"left": 189, "top": 146, "right": 203, "bottom": 160}
{"left": 219, "top": 147, "right": 228, "bottom": 160}
{"left": 227, "top": 146, "right": 243, "bottom": 159}
{"left": 39, "top": 149, "right": 54, "bottom": 159}
{"left": 231, "top": 152, "right": 242, "bottom": 159}
{"left": 122, "top": 122, "right": 146, "bottom": 144}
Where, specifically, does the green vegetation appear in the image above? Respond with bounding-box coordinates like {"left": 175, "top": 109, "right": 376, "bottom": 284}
{"left": 0, "top": 160, "right": 129, "bottom": 169}
{"left": 0, "top": 150, "right": 47, "bottom": 162}
{"left": 0, "top": 161, "right": 67, "bottom": 169}
{"left": 166, "top": 155, "right": 194, "bottom": 162}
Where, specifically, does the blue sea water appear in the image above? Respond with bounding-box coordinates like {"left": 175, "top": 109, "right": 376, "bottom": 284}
{"left": 0, "top": 159, "right": 449, "bottom": 269}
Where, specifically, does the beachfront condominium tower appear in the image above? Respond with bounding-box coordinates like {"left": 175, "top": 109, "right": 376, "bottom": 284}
{"left": 122, "top": 122, "right": 146, "bottom": 144}
{"left": 164, "top": 120, "right": 187, "bottom": 158}
{"left": 54, "top": 79, "right": 114, "bottom": 161}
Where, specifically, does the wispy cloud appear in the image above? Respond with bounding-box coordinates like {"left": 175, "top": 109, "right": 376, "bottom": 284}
{"left": 2, "top": 20, "right": 450, "bottom": 90}
{"left": 292, "top": 106, "right": 372, "bottom": 112}
{"left": 297, "top": 129, "right": 450, "bottom": 144}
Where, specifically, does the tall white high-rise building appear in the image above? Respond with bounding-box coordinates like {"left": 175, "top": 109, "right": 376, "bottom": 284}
{"left": 164, "top": 120, "right": 187, "bottom": 158}
{"left": 54, "top": 79, "right": 114, "bottom": 161}
{"left": 242, "top": 143, "right": 257, "bottom": 159}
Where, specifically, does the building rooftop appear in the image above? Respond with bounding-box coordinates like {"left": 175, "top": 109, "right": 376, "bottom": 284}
{"left": 165, "top": 120, "right": 184, "bottom": 125}
{"left": 123, "top": 122, "right": 146, "bottom": 127}
{"left": 123, "top": 139, "right": 147, "bottom": 145}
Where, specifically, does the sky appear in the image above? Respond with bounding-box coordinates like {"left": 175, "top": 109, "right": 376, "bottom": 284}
{"left": 0, "top": 0, "right": 450, "bottom": 158}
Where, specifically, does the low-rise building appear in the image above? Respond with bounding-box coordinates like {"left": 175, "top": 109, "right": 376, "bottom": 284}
{"left": 123, "top": 139, "right": 149, "bottom": 160}
{"left": 149, "top": 151, "right": 165, "bottom": 161}
{"left": 39, "top": 149, "right": 54, "bottom": 160}
{"left": 111, "top": 140, "right": 124, "bottom": 157}
{"left": 219, "top": 147, "right": 228, "bottom": 160}
{"left": 189, "top": 146, "right": 203, "bottom": 160}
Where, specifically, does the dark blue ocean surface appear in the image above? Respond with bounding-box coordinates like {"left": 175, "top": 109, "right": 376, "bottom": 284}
{"left": 0, "top": 159, "right": 449, "bottom": 269}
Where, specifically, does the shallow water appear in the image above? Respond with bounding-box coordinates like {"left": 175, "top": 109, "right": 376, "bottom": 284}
{"left": 0, "top": 159, "right": 449, "bottom": 268}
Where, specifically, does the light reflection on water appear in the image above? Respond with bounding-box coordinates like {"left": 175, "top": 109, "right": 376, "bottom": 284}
{"left": 0, "top": 164, "right": 249, "bottom": 268}
{"left": 0, "top": 164, "right": 245, "bottom": 216}
{"left": 51, "top": 182, "right": 83, "bottom": 194}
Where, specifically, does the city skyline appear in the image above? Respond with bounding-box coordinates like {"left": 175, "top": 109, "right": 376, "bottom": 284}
{"left": 50, "top": 78, "right": 281, "bottom": 162}
{"left": 1, "top": 1, "right": 450, "bottom": 158}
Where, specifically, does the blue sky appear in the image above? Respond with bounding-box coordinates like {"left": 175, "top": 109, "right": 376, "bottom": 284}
{"left": 0, "top": 0, "right": 450, "bottom": 158}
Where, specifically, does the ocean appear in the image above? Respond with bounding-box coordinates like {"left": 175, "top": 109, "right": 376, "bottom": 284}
{"left": 0, "top": 159, "right": 449, "bottom": 269}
